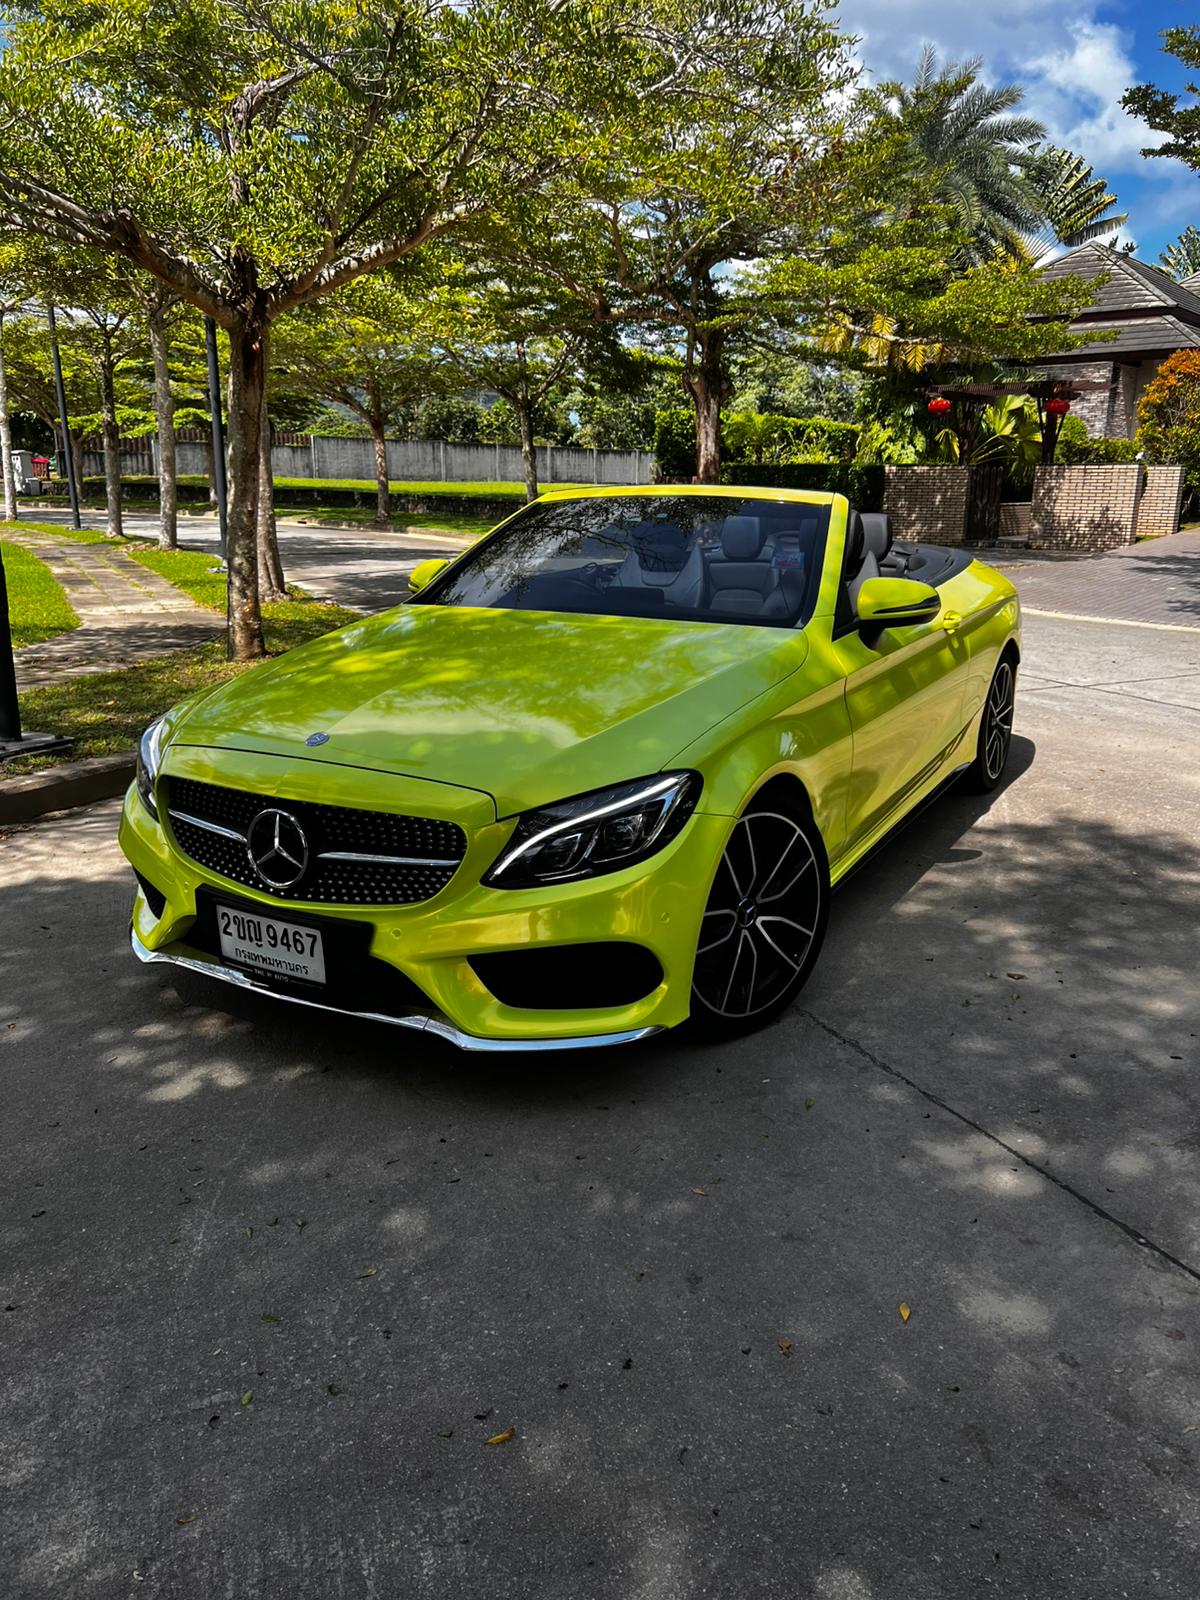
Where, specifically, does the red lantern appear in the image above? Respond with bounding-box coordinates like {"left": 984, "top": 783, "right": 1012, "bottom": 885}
{"left": 927, "top": 396, "right": 952, "bottom": 415}
{"left": 1045, "top": 397, "right": 1071, "bottom": 416}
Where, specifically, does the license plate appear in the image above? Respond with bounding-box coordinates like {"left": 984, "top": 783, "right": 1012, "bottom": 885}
{"left": 217, "top": 906, "right": 326, "bottom": 985}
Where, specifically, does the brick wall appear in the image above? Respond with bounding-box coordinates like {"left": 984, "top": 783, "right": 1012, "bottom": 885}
{"left": 998, "top": 503, "right": 1032, "bottom": 541}
{"left": 1029, "top": 465, "right": 1143, "bottom": 552}
{"left": 1135, "top": 465, "right": 1185, "bottom": 538}
{"left": 882, "top": 466, "right": 970, "bottom": 544}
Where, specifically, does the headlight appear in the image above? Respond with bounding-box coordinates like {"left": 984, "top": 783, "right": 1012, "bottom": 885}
{"left": 483, "top": 771, "right": 701, "bottom": 889}
{"left": 135, "top": 716, "right": 168, "bottom": 819}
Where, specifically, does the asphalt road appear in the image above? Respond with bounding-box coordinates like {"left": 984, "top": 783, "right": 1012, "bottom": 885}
{"left": 3, "top": 610, "right": 1199, "bottom": 1598}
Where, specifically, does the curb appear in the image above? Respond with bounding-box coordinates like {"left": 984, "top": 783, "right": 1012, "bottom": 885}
{"left": 0, "top": 752, "right": 135, "bottom": 824}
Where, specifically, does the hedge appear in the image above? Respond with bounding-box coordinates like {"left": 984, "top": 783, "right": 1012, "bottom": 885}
{"left": 722, "top": 460, "right": 885, "bottom": 509}
{"left": 653, "top": 408, "right": 860, "bottom": 479}
{"left": 39, "top": 476, "right": 525, "bottom": 522}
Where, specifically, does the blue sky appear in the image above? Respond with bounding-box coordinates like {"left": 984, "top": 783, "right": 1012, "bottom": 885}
{"left": 837, "top": 0, "right": 1198, "bottom": 262}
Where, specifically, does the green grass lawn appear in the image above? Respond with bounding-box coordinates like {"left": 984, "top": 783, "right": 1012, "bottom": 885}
{"left": 276, "top": 504, "right": 495, "bottom": 539}
{"left": 2, "top": 540, "right": 80, "bottom": 647}
{"left": 127, "top": 545, "right": 229, "bottom": 610}
{"left": 9, "top": 518, "right": 113, "bottom": 545}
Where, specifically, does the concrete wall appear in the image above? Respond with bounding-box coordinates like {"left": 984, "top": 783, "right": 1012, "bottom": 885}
{"left": 882, "top": 465, "right": 969, "bottom": 545}
{"left": 1135, "top": 464, "right": 1185, "bottom": 538}
{"left": 84, "top": 434, "right": 653, "bottom": 486}
{"left": 1029, "top": 465, "right": 1144, "bottom": 552}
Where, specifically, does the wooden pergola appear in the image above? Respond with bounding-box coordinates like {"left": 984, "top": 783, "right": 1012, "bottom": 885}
{"left": 926, "top": 377, "right": 1115, "bottom": 464}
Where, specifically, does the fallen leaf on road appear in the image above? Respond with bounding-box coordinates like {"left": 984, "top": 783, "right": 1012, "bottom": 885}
{"left": 357, "top": 1267, "right": 377, "bottom": 1279}
{"left": 1006, "top": 973, "right": 1026, "bottom": 981}
{"left": 691, "top": 1188, "right": 706, "bottom": 1197}
{"left": 260, "top": 1312, "right": 279, "bottom": 1324}
{"left": 778, "top": 1339, "right": 792, "bottom": 1358}
{"left": 175, "top": 1515, "right": 197, "bottom": 1526}
{"left": 241, "top": 1391, "right": 253, "bottom": 1406}
{"left": 804, "top": 1098, "right": 814, "bottom": 1111}
{"left": 899, "top": 1303, "right": 911, "bottom": 1323}
{"left": 485, "top": 1428, "right": 515, "bottom": 1445}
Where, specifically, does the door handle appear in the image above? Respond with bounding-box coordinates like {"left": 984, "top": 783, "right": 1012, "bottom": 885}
{"left": 940, "top": 610, "right": 962, "bottom": 633}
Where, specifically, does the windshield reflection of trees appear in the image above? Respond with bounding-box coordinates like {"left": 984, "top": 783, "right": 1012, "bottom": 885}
{"left": 427, "top": 496, "right": 826, "bottom": 627}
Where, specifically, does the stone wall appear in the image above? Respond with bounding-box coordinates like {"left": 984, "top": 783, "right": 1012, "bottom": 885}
{"left": 882, "top": 465, "right": 969, "bottom": 545}
{"left": 1029, "top": 465, "right": 1144, "bottom": 552}
{"left": 1135, "top": 465, "right": 1185, "bottom": 539}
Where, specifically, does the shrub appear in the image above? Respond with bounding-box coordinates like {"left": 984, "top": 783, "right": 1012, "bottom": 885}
{"left": 722, "top": 460, "right": 885, "bottom": 509}
{"left": 1136, "top": 349, "right": 1200, "bottom": 500}
{"left": 653, "top": 407, "right": 860, "bottom": 479}
{"left": 1055, "top": 414, "right": 1137, "bottom": 465}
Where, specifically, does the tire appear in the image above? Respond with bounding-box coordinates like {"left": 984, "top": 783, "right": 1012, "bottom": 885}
{"left": 961, "top": 653, "right": 1017, "bottom": 794}
{"left": 688, "top": 802, "right": 830, "bottom": 1038}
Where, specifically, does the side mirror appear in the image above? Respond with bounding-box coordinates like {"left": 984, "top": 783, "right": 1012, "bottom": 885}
{"left": 408, "top": 557, "right": 449, "bottom": 594}
{"left": 855, "top": 576, "right": 941, "bottom": 630}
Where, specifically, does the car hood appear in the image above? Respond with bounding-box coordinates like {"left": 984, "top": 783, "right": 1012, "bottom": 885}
{"left": 170, "top": 605, "right": 809, "bottom": 816}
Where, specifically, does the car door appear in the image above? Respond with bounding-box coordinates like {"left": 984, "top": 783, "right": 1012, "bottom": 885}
{"left": 833, "top": 605, "right": 970, "bottom": 852}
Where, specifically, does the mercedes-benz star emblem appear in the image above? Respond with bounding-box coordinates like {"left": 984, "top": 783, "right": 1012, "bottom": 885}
{"left": 305, "top": 732, "right": 330, "bottom": 747}
{"left": 246, "top": 808, "right": 309, "bottom": 891}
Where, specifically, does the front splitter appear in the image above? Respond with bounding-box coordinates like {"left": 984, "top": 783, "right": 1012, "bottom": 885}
{"left": 130, "top": 928, "right": 664, "bottom": 1054}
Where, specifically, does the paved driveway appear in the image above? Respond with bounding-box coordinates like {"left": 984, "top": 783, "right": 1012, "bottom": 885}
{"left": 3, "top": 609, "right": 1198, "bottom": 1599}
{"left": 992, "top": 528, "right": 1200, "bottom": 629}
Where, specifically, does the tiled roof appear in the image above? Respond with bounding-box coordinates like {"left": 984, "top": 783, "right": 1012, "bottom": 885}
{"left": 1041, "top": 315, "right": 1200, "bottom": 361}
{"left": 1040, "top": 244, "right": 1200, "bottom": 321}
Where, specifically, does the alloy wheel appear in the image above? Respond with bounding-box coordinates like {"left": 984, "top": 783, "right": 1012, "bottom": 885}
{"left": 692, "top": 811, "right": 823, "bottom": 1020}
{"left": 983, "top": 659, "right": 1015, "bottom": 782}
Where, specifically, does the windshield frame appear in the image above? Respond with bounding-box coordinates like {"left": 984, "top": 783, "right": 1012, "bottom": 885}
{"left": 409, "top": 492, "right": 833, "bottom": 631}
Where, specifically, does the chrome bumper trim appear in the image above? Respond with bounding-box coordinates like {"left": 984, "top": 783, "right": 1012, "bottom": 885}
{"left": 130, "top": 928, "right": 662, "bottom": 1055}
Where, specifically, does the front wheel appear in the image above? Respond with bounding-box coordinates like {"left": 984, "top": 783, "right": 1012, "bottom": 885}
{"left": 689, "top": 805, "right": 829, "bottom": 1038}
{"left": 962, "top": 654, "right": 1016, "bottom": 794}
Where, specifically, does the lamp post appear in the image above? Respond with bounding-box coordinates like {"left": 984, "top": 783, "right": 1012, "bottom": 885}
{"left": 204, "top": 315, "right": 228, "bottom": 565}
{"left": 47, "top": 305, "right": 81, "bottom": 532}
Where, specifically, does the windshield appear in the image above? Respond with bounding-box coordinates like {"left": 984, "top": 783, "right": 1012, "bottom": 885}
{"left": 413, "top": 494, "right": 831, "bottom": 629}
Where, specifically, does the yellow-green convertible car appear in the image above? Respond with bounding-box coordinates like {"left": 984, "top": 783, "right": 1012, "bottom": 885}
{"left": 119, "top": 486, "right": 1019, "bottom": 1051}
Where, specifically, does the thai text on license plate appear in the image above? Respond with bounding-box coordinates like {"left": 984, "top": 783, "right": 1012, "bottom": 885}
{"left": 217, "top": 907, "right": 326, "bottom": 984}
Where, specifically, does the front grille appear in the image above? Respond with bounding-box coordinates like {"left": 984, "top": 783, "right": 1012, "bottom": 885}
{"left": 166, "top": 777, "right": 467, "bottom": 906}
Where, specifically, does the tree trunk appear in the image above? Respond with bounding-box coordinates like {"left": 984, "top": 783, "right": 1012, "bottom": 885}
{"left": 684, "top": 329, "right": 729, "bottom": 485}
{"left": 100, "top": 349, "right": 124, "bottom": 539}
{"left": 148, "top": 307, "right": 177, "bottom": 549}
{"left": 370, "top": 399, "right": 390, "bottom": 526}
{"left": 224, "top": 317, "right": 266, "bottom": 661}
{"left": 0, "top": 315, "right": 17, "bottom": 522}
{"left": 256, "top": 396, "right": 287, "bottom": 604}
{"left": 516, "top": 404, "right": 539, "bottom": 502}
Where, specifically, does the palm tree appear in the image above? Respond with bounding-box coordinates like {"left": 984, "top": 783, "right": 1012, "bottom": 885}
{"left": 1021, "top": 145, "right": 1127, "bottom": 261}
{"left": 882, "top": 48, "right": 1047, "bottom": 264}
{"left": 1160, "top": 227, "right": 1200, "bottom": 281}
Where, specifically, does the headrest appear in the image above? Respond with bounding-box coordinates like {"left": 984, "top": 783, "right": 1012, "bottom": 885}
{"left": 720, "top": 516, "right": 764, "bottom": 560}
{"left": 631, "top": 525, "right": 689, "bottom": 572}
{"left": 859, "top": 512, "right": 892, "bottom": 561}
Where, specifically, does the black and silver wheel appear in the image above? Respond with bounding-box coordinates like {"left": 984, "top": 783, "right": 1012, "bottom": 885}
{"left": 690, "top": 804, "right": 829, "bottom": 1037}
{"left": 962, "top": 653, "right": 1017, "bottom": 794}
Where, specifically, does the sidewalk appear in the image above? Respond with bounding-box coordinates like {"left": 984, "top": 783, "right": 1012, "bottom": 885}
{"left": 10, "top": 530, "right": 221, "bottom": 689}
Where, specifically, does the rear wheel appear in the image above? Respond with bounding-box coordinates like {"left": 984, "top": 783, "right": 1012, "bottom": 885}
{"left": 689, "top": 804, "right": 829, "bottom": 1037}
{"left": 962, "top": 654, "right": 1017, "bottom": 793}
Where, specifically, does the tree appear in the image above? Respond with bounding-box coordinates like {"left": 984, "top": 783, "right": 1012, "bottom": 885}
{"left": 1021, "top": 145, "right": 1127, "bottom": 259}
{"left": 274, "top": 279, "right": 445, "bottom": 525}
{"left": 419, "top": 269, "right": 624, "bottom": 499}
{"left": 1136, "top": 349, "right": 1200, "bottom": 508}
{"left": 1160, "top": 228, "right": 1200, "bottom": 281}
{"left": 493, "top": 0, "right": 862, "bottom": 482}
{"left": 0, "top": 245, "right": 29, "bottom": 520}
{"left": 0, "top": 0, "right": 667, "bottom": 658}
{"left": 880, "top": 49, "right": 1046, "bottom": 264}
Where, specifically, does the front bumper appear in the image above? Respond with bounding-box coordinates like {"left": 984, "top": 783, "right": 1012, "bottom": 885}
{"left": 118, "top": 763, "right": 733, "bottom": 1050}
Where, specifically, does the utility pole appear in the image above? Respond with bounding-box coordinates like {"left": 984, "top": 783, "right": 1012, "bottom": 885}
{"left": 204, "top": 315, "right": 228, "bottom": 564}
{"left": 47, "top": 305, "right": 81, "bottom": 532}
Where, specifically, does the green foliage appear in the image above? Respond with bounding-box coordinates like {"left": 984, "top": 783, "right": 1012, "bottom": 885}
{"left": 1, "top": 540, "right": 80, "bottom": 646}
{"left": 1055, "top": 415, "right": 1136, "bottom": 465}
{"left": 728, "top": 351, "right": 858, "bottom": 421}
{"left": 1160, "top": 227, "right": 1200, "bottom": 281}
{"left": 656, "top": 406, "right": 861, "bottom": 477}
{"left": 1021, "top": 146, "right": 1126, "bottom": 258}
{"left": 722, "top": 460, "right": 886, "bottom": 509}
{"left": 1136, "top": 350, "right": 1200, "bottom": 499}
{"left": 653, "top": 410, "right": 698, "bottom": 480}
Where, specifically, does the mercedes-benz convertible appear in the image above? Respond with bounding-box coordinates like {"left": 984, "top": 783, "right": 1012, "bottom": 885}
{"left": 119, "top": 486, "right": 1019, "bottom": 1050}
